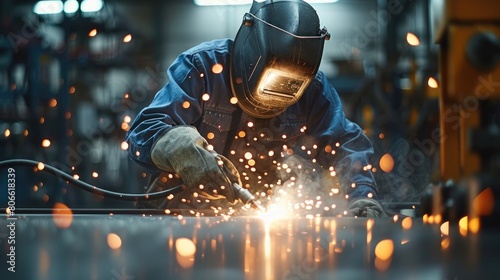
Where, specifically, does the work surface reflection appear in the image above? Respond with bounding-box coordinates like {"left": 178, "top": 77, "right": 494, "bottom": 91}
{"left": 1, "top": 213, "right": 498, "bottom": 280}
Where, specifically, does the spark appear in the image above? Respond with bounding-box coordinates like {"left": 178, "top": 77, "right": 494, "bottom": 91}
{"left": 42, "top": 139, "right": 51, "bottom": 147}
{"left": 379, "top": 153, "right": 394, "bottom": 173}
{"left": 375, "top": 239, "right": 394, "bottom": 261}
{"left": 428, "top": 77, "right": 439, "bottom": 88}
{"left": 52, "top": 203, "right": 73, "bottom": 228}
{"left": 123, "top": 34, "right": 132, "bottom": 43}
{"left": 48, "top": 98, "right": 57, "bottom": 107}
{"left": 89, "top": 28, "right": 97, "bottom": 37}
{"left": 107, "top": 233, "right": 122, "bottom": 250}
{"left": 406, "top": 32, "right": 420, "bottom": 46}
{"left": 440, "top": 221, "right": 449, "bottom": 236}
{"left": 120, "top": 141, "right": 129, "bottom": 150}
{"left": 401, "top": 217, "right": 412, "bottom": 230}
{"left": 212, "top": 63, "right": 223, "bottom": 74}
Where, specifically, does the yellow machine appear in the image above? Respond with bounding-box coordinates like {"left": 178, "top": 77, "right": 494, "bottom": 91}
{"left": 433, "top": 0, "right": 500, "bottom": 180}
{"left": 426, "top": 0, "right": 500, "bottom": 224}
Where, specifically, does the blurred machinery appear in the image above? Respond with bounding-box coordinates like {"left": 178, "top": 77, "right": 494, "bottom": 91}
{"left": 0, "top": 1, "right": 155, "bottom": 208}
{"left": 420, "top": 0, "right": 500, "bottom": 227}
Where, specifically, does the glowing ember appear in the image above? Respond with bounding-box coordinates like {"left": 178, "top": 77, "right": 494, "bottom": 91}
{"left": 176, "top": 238, "right": 197, "bottom": 269}
{"left": 37, "top": 162, "right": 45, "bottom": 170}
{"left": 207, "top": 132, "right": 215, "bottom": 139}
{"left": 89, "top": 28, "right": 97, "bottom": 37}
{"left": 401, "top": 217, "right": 412, "bottom": 230}
{"left": 406, "top": 32, "right": 420, "bottom": 46}
{"left": 379, "top": 153, "right": 394, "bottom": 173}
{"left": 123, "top": 34, "right": 132, "bottom": 43}
{"left": 52, "top": 203, "right": 73, "bottom": 228}
{"left": 230, "top": 97, "right": 238, "bottom": 104}
{"left": 469, "top": 217, "right": 480, "bottom": 234}
{"left": 48, "top": 98, "right": 57, "bottom": 107}
{"left": 375, "top": 239, "right": 394, "bottom": 261}
{"left": 120, "top": 141, "right": 129, "bottom": 150}
{"left": 441, "top": 237, "right": 450, "bottom": 250}
{"left": 42, "top": 139, "right": 51, "bottom": 147}
{"left": 212, "top": 63, "right": 223, "bottom": 74}
{"left": 459, "top": 216, "right": 468, "bottom": 236}
{"left": 427, "top": 77, "right": 438, "bottom": 88}
{"left": 440, "top": 221, "right": 449, "bottom": 236}
{"left": 202, "top": 93, "right": 210, "bottom": 101}
{"left": 107, "top": 233, "right": 122, "bottom": 250}
{"left": 182, "top": 101, "right": 191, "bottom": 108}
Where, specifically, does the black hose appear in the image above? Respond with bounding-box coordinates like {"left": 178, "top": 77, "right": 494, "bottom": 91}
{"left": 0, "top": 159, "right": 183, "bottom": 201}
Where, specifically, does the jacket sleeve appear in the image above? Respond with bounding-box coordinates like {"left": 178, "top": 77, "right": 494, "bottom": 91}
{"left": 300, "top": 72, "right": 378, "bottom": 200}
{"left": 125, "top": 53, "right": 205, "bottom": 171}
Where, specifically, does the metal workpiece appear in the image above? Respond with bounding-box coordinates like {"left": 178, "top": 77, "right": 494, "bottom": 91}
{"left": 1, "top": 214, "right": 498, "bottom": 280}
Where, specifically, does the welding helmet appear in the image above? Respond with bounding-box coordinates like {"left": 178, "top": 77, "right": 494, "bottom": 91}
{"left": 230, "top": 0, "right": 330, "bottom": 118}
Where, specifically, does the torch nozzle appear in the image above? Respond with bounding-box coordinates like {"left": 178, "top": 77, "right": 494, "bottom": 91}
{"left": 232, "top": 183, "right": 266, "bottom": 213}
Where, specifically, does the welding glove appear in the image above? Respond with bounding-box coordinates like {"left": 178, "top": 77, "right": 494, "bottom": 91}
{"left": 151, "top": 126, "right": 240, "bottom": 204}
{"left": 347, "top": 197, "right": 388, "bottom": 218}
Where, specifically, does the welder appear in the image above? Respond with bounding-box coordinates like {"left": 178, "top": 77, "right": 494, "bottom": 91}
{"left": 125, "top": 0, "right": 387, "bottom": 217}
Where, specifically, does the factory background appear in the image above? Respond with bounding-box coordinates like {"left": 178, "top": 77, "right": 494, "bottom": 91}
{"left": 1, "top": 0, "right": 441, "bottom": 209}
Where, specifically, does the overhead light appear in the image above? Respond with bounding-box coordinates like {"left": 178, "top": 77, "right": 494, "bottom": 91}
{"left": 194, "top": 0, "right": 339, "bottom": 6}
{"left": 81, "top": 0, "right": 104, "bottom": 13}
{"left": 33, "top": 0, "right": 63, "bottom": 15}
{"left": 64, "top": 0, "right": 79, "bottom": 14}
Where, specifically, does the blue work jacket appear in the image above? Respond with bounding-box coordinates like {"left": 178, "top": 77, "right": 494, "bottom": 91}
{"left": 126, "top": 39, "right": 378, "bottom": 204}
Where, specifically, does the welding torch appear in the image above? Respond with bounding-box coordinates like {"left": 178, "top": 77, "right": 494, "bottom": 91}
{"left": 231, "top": 182, "right": 266, "bottom": 213}
{"left": 215, "top": 154, "right": 266, "bottom": 213}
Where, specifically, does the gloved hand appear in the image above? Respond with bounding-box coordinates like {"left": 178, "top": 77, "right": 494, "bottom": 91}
{"left": 347, "top": 197, "right": 388, "bottom": 217}
{"left": 151, "top": 126, "right": 241, "bottom": 203}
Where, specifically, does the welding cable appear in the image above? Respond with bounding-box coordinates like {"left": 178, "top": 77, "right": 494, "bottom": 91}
{"left": 0, "top": 159, "right": 184, "bottom": 201}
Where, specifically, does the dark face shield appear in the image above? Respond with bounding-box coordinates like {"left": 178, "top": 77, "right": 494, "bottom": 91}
{"left": 231, "top": 0, "right": 330, "bottom": 118}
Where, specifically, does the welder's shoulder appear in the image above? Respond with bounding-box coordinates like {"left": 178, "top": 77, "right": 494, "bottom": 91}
{"left": 183, "top": 38, "right": 232, "bottom": 58}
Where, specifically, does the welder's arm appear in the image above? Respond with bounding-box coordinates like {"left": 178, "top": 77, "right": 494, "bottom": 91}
{"left": 125, "top": 52, "right": 205, "bottom": 172}
{"left": 151, "top": 126, "right": 241, "bottom": 203}
{"left": 305, "top": 72, "right": 387, "bottom": 217}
